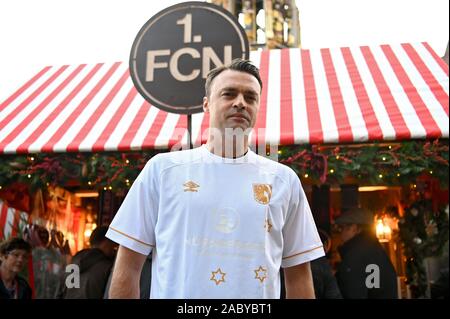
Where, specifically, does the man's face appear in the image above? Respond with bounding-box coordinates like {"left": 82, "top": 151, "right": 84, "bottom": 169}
{"left": 203, "top": 70, "right": 261, "bottom": 132}
{"left": 339, "top": 224, "right": 359, "bottom": 244}
{"left": 0, "top": 249, "right": 29, "bottom": 274}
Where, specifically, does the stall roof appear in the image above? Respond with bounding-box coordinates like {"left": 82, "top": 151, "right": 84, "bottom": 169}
{"left": 0, "top": 42, "right": 448, "bottom": 154}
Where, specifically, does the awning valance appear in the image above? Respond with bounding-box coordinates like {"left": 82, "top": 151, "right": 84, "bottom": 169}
{"left": 0, "top": 42, "right": 448, "bottom": 154}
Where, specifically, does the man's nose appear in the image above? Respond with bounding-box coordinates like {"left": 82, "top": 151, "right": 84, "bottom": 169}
{"left": 233, "top": 94, "right": 246, "bottom": 109}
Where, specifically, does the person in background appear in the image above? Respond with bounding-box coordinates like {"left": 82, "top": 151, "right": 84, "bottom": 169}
{"left": 335, "top": 207, "right": 398, "bottom": 299}
{"left": 0, "top": 238, "right": 32, "bottom": 299}
{"left": 280, "top": 229, "right": 342, "bottom": 299}
{"left": 310, "top": 229, "right": 342, "bottom": 299}
{"left": 61, "top": 225, "right": 117, "bottom": 299}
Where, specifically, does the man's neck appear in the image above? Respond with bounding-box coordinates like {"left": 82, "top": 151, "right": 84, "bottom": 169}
{"left": 205, "top": 138, "right": 249, "bottom": 159}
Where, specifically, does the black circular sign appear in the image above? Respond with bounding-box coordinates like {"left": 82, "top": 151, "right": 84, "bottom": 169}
{"left": 130, "top": 1, "right": 249, "bottom": 114}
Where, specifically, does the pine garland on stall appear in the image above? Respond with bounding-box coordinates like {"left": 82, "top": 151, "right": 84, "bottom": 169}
{"left": 398, "top": 200, "right": 449, "bottom": 298}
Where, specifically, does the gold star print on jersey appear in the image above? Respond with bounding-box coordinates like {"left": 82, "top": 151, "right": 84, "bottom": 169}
{"left": 210, "top": 268, "right": 226, "bottom": 285}
{"left": 254, "top": 266, "right": 267, "bottom": 283}
{"left": 252, "top": 184, "right": 272, "bottom": 204}
{"left": 183, "top": 180, "right": 200, "bottom": 192}
{"left": 264, "top": 219, "right": 273, "bottom": 232}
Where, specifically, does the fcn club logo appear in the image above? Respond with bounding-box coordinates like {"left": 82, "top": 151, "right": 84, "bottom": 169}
{"left": 253, "top": 184, "right": 272, "bottom": 205}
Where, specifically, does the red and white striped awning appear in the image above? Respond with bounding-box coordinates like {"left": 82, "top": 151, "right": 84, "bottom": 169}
{"left": 0, "top": 199, "right": 28, "bottom": 239}
{"left": 0, "top": 42, "right": 448, "bottom": 154}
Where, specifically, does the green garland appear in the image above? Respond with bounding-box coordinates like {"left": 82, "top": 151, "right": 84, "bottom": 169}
{"left": 398, "top": 200, "right": 449, "bottom": 298}
{"left": 278, "top": 140, "right": 448, "bottom": 186}
{"left": 0, "top": 151, "right": 158, "bottom": 193}
{"left": 0, "top": 140, "right": 448, "bottom": 192}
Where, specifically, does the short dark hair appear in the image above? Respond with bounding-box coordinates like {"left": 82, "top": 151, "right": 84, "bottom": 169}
{"left": 0, "top": 238, "right": 32, "bottom": 255}
{"left": 204, "top": 58, "right": 262, "bottom": 97}
{"left": 89, "top": 225, "right": 109, "bottom": 247}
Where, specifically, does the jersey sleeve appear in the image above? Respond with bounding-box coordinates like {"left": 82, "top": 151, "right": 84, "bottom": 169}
{"left": 281, "top": 173, "right": 325, "bottom": 268}
{"left": 106, "top": 156, "right": 160, "bottom": 256}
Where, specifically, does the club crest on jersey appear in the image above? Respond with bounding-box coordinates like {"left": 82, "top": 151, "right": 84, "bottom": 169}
{"left": 183, "top": 181, "right": 200, "bottom": 192}
{"left": 252, "top": 184, "right": 272, "bottom": 205}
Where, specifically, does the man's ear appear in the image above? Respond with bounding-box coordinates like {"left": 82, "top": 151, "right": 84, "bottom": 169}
{"left": 203, "top": 96, "right": 209, "bottom": 113}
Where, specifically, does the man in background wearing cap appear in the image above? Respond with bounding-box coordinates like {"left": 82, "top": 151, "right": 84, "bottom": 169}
{"left": 334, "top": 207, "right": 398, "bottom": 299}
{"left": 61, "top": 226, "right": 117, "bottom": 299}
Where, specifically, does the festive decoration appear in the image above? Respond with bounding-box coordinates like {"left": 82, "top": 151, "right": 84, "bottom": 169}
{"left": 0, "top": 151, "right": 158, "bottom": 194}
{"left": 0, "top": 140, "right": 447, "bottom": 193}
{"left": 279, "top": 140, "right": 449, "bottom": 186}
{"left": 398, "top": 199, "right": 449, "bottom": 298}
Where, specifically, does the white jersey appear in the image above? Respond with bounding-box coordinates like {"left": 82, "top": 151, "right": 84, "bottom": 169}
{"left": 106, "top": 145, "right": 324, "bottom": 298}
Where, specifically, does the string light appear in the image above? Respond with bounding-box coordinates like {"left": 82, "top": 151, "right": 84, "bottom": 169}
{"left": 429, "top": 170, "right": 433, "bottom": 175}
{"left": 46, "top": 182, "right": 49, "bottom": 187}
{"left": 108, "top": 186, "right": 112, "bottom": 190}
{"left": 397, "top": 173, "right": 400, "bottom": 177}
{"left": 103, "top": 187, "right": 107, "bottom": 191}
{"left": 378, "top": 174, "right": 383, "bottom": 178}
{"left": 382, "top": 157, "right": 386, "bottom": 161}
{"left": 30, "top": 157, "right": 35, "bottom": 161}
{"left": 125, "top": 159, "right": 130, "bottom": 164}
{"left": 304, "top": 174, "right": 309, "bottom": 178}
{"left": 335, "top": 155, "right": 340, "bottom": 160}
{"left": 329, "top": 169, "right": 334, "bottom": 174}
{"left": 27, "top": 174, "right": 31, "bottom": 178}
{"left": 88, "top": 181, "right": 92, "bottom": 186}
{"left": 125, "top": 179, "right": 130, "bottom": 183}
{"left": 0, "top": 186, "right": 2, "bottom": 190}
{"left": 277, "top": 150, "right": 282, "bottom": 155}
{"left": 388, "top": 145, "right": 392, "bottom": 149}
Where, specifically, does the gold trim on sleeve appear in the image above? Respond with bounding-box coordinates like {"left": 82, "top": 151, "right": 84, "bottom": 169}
{"left": 109, "top": 226, "right": 155, "bottom": 248}
{"left": 282, "top": 245, "right": 323, "bottom": 260}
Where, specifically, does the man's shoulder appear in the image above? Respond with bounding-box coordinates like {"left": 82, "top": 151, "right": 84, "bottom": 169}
{"left": 251, "top": 152, "right": 299, "bottom": 182}
{"left": 145, "top": 147, "right": 203, "bottom": 171}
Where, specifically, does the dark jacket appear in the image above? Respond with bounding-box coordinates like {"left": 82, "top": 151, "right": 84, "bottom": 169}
{"left": 62, "top": 248, "right": 113, "bottom": 299}
{"left": 311, "top": 256, "right": 342, "bottom": 299}
{"left": 336, "top": 232, "right": 398, "bottom": 299}
{"left": 0, "top": 275, "right": 32, "bottom": 299}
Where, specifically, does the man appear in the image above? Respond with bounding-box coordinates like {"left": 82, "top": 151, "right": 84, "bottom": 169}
{"left": 0, "top": 238, "right": 32, "bottom": 299}
{"left": 106, "top": 59, "right": 324, "bottom": 298}
{"left": 62, "top": 226, "right": 117, "bottom": 298}
{"left": 335, "top": 207, "right": 398, "bottom": 299}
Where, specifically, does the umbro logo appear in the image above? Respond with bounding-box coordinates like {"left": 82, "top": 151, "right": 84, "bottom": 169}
{"left": 183, "top": 181, "right": 200, "bottom": 192}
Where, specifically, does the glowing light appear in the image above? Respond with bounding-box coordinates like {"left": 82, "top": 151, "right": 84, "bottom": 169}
{"left": 304, "top": 174, "right": 309, "bottom": 178}
{"left": 329, "top": 169, "right": 334, "bottom": 174}
{"left": 376, "top": 219, "right": 392, "bottom": 242}
{"left": 378, "top": 174, "right": 383, "bottom": 178}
